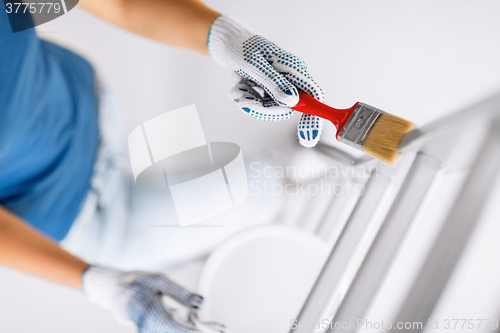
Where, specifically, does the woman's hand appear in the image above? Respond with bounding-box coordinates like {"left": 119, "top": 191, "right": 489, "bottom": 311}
{"left": 208, "top": 15, "right": 325, "bottom": 147}
{"left": 77, "top": 2, "right": 323, "bottom": 146}
{"left": 82, "top": 266, "right": 225, "bottom": 333}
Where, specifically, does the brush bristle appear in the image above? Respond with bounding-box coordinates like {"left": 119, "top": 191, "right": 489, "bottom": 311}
{"left": 363, "top": 113, "right": 414, "bottom": 164}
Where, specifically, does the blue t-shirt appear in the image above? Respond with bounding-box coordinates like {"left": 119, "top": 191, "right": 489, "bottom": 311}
{"left": 0, "top": 9, "right": 99, "bottom": 241}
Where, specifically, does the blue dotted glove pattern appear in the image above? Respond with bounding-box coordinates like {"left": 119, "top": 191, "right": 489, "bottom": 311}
{"left": 230, "top": 35, "right": 325, "bottom": 147}
{"left": 117, "top": 273, "right": 225, "bottom": 333}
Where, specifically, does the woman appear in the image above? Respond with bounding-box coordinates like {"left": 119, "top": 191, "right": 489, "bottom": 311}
{"left": 0, "top": 0, "right": 324, "bottom": 331}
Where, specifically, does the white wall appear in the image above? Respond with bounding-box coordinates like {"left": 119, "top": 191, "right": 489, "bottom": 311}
{"left": 2, "top": 1, "right": 500, "bottom": 332}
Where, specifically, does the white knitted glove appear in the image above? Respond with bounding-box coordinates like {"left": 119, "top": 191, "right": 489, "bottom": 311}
{"left": 208, "top": 15, "right": 324, "bottom": 147}
{"left": 82, "top": 266, "right": 226, "bottom": 333}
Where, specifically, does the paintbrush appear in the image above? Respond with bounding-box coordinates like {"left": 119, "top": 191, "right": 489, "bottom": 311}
{"left": 291, "top": 91, "right": 413, "bottom": 163}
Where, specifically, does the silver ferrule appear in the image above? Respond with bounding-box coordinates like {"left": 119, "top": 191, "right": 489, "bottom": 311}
{"left": 337, "top": 103, "right": 384, "bottom": 151}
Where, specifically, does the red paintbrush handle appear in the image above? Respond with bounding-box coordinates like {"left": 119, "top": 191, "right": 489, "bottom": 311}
{"left": 291, "top": 90, "right": 359, "bottom": 133}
